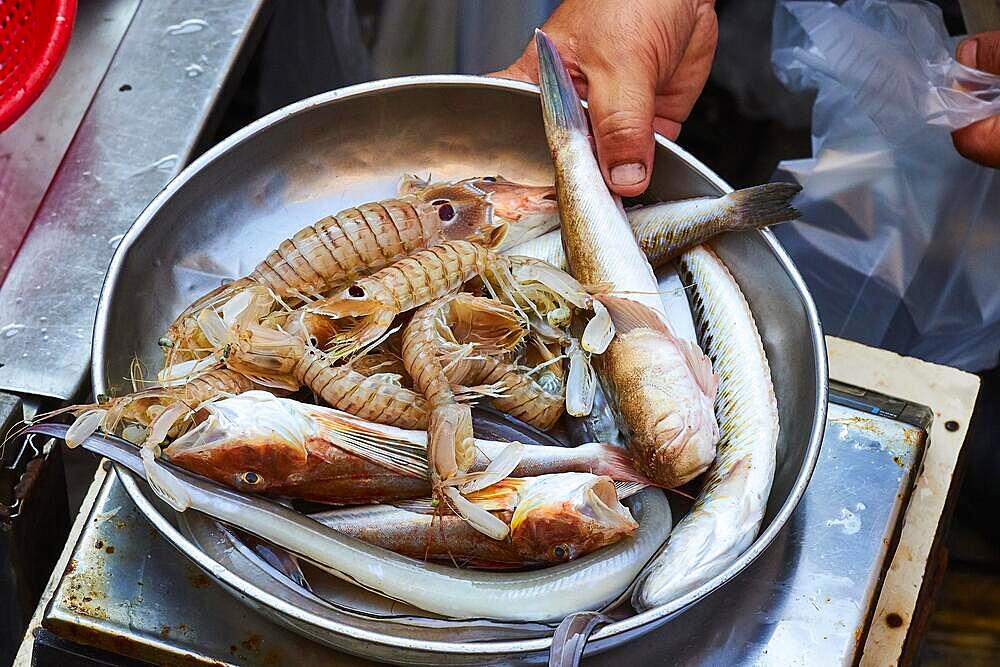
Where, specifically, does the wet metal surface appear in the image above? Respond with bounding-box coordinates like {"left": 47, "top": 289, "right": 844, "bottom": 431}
{"left": 40, "top": 400, "right": 925, "bottom": 665}
{"left": 0, "top": 0, "right": 138, "bottom": 283}
{"left": 0, "top": 0, "right": 267, "bottom": 400}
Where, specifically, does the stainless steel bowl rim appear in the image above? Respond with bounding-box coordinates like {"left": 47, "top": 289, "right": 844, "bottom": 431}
{"left": 94, "top": 74, "right": 828, "bottom": 657}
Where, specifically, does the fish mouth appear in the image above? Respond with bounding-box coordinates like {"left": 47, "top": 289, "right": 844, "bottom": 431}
{"left": 510, "top": 473, "right": 637, "bottom": 535}
{"left": 583, "top": 478, "right": 638, "bottom": 534}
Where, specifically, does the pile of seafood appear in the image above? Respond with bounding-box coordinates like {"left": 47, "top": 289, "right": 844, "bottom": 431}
{"left": 50, "top": 33, "right": 798, "bottom": 625}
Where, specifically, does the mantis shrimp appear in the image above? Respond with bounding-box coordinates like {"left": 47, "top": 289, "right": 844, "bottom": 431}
{"left": 164, "top": 176, "right": 560, "bottom": 367}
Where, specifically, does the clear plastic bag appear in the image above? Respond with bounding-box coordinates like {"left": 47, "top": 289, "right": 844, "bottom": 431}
{"left": 771, "top": 0, "right": 1000, "bottom": 371}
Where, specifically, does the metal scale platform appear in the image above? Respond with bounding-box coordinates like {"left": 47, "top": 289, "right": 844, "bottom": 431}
{"left": 22, "top": 383, "right": 930, "bottom": 666}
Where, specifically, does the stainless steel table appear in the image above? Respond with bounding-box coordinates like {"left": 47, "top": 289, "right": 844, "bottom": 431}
{"left": 17, "top": 392, "right": 930, "bottom": 666}
{"left": 0, "top": 0, "right": 269, "bottom": 400}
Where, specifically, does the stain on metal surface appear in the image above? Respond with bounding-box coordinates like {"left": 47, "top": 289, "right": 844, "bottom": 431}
{"left": 188, "top": 569, "right": 211, "bottom": 589}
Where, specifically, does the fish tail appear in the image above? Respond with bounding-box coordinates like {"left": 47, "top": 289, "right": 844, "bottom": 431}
{"left": 534, "top": 29, "right": 588, "bottom": 136}
{"left": 725, "top": 183, "right": 802, "bottom": 230}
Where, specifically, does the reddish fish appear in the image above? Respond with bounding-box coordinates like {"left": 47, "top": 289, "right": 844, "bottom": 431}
{"left": 310, "top": 472, "right": 638, "bottom": 568}
{"left": 163, "top": 392, "right": 650, "bottom": 504}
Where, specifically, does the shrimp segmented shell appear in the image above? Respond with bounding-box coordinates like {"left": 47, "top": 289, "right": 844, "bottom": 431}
{"left": 307, "top": 240, "right": 520, "bottom": 360}
{"left": 59, "top": 367, "right": 266, "bottom": 449}
{"left": 165, "top": 181, "right": 509, "bottom": 363}
{"left": 227, "top": 324, "right": 430, "bottom": 429}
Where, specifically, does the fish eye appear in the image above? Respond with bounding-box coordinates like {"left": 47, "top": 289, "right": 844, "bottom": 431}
{"left": 436, "top": 203, "right": 456, "bottom": 222}
{"left": 348, "top": 285, "right": 366, "bottom": 298}
{"left": 240, "top": 471, "right": 263, "bottom": 486}
{"left": 551, "top": 543, "right": 571, "bottom": 561}
{"left": 482, "top": 176, "right": 497, "bottom": 182}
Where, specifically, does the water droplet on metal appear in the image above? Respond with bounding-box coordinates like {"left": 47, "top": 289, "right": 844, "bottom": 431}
{"left": 1, "top": 324, "right": 24, "bottom": 338}
{"left": 165, "top": 18, "right": 207, "bottom": 36}
{"left": 185, "top": 64, "right": 204, "bottom": 78}
{"left": 108, "top": 233, "right": 125, "bottom": 248}
{"left": 132, "top": 155, "right": 180, "bottom": 177}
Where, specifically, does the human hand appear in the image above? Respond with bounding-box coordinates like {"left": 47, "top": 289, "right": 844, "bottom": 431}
{"left": 491, "top": 0, "right": 718, "bottom": 197}
{"left": 953, "top": 32, "right": 1000, "bottom": 168}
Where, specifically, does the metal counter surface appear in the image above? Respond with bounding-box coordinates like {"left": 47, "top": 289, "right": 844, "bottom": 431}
{"left": 33, "top": 401, "right": 925, "bottom": 666}
{"left": 0, "top": 0, "right": 268, "bottom": 401}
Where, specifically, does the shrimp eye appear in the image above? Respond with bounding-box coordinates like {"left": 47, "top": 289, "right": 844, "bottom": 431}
{"left": 482, "top": 176, "right": 497, "bottom": 182}
{"left": 348, "top": 285, "right": 366, "bottom": 298}
{"left": 240, "top": 471, "right": 263, "bottom": 486}
{"left": 436, "top": 203, "right": 455, "bottom": 222}
{"left": 552, "top": 543, "right": 571, "bottom": 561}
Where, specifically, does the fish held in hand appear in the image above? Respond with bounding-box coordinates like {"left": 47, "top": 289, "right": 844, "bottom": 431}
{"left": 534, "top": 30, "right": 719, "bottom": 487}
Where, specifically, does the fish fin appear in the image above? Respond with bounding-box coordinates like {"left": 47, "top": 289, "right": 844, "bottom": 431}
{"left": 724, "top": 183, "right": 802, "bottom": 230}
{"left": 391, "top": 498, "right": 437, "bottom": 514}
{"left": 581, "top": 442, "right": 657, "bottom": 485}
{"left": 307, "top": 410, "right": 428, "bottom": 479}
{"left": 672, "top": 335, "right": 719, "bottom": 398}
{"left": 393, "top": 479, "right": 523, "bottom": 514}
{"left": 613, "top": 480, "right": 648, "bottom": 499}
{"left": 535, "top": 30, "right": 589, "bottom": 136}
{"left": 462, "top": 478, "right": 525, "bottom": 511}
{"left": 594, "top": 295, "right": 671, "bottom": 336}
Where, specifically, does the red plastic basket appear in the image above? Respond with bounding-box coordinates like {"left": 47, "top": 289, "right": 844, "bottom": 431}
{"left": 0, "top": 0, "right": 76, "bottom": 132}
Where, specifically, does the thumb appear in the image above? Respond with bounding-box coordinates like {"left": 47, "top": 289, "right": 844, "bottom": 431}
{"left": 952, "top": 32, "right": 1000, "bottom": 168}
{"left": 585, "top": 63, "right": 656, "bottom": 197}
{"left": 957, "top": 30, "right": 1000, "bottom": 73}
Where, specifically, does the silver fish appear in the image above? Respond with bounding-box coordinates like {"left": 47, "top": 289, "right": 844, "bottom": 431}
{"left": 310, "top": 472, "right": 638, "bottom": 568}
{"left": 507, "top": 183, "right": 802, "bottom": 270}
{"left": 632, "top": 245, "right": 779, "bottom": 609}
{"left": 27, "top": 422, "right": 671, "bottom": 622}
{"left": 534, "top": 29, "right": 719, "bottom": 488}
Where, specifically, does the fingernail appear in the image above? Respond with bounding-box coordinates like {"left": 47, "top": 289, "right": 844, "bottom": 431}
{"left": 610, "top": 162, "right": 646, "bottom": 187}
{"left": 958, "top": 38, "right": 978, "bottom": 68}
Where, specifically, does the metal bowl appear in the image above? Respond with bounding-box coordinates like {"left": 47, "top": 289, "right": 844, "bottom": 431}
{"left": 94, "top": 76, "right": 827, "bottom": 665}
